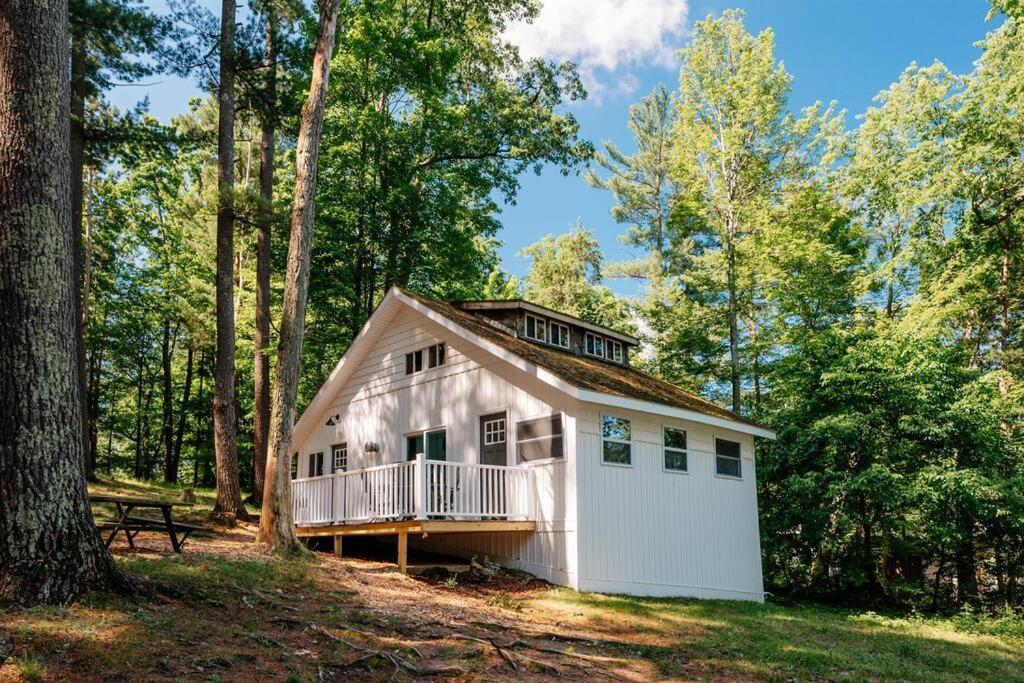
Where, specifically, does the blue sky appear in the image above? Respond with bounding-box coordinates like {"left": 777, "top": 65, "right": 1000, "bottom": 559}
{"left": 110, "top": 0, "right": 996, "bottom": 293}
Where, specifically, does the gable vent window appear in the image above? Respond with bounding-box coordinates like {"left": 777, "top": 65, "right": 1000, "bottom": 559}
{"left": 427, "top": 342, "right": 446, "bottom": 368}
{"left": 550, "top": 322, "right": 570, "bottom": 349}
{"left": 715, "top": 437, "right": 742, "bottom": 478}
{"left": 585, "top": 332, "right": 605, "bottom": 358}
{"left": 405, "top": 349, "right": 423, "bottom": 375}
{"left": 606, "top": 339, "right": 623, "bottom": 363}
{"left": 525, "top": 314, "right": 548, "bottom": 343}
{"left": 516, "top": 414, "right": 564, "bottom": 463}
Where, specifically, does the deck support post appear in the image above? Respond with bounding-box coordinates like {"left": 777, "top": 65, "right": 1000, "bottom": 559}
{"left": 333, "top": 534, "right": 342, "bottom": 557}
{"left": 414, "top": 453, "right": 427, "bottom": 520}
{"left": 397, "top": 531, "right": 408, "bottom": 574}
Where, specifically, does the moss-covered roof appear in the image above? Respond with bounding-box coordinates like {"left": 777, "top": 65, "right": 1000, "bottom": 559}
{"left": 401, "top": 288, "right": 767, "bottom": 430}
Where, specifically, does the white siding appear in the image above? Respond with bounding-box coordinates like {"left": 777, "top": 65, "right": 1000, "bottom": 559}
{"left": 293, "top": 304, "right": 579, "bottom": 587}
{"left": 575, "top": 405, "right": 765, "bottom": 601}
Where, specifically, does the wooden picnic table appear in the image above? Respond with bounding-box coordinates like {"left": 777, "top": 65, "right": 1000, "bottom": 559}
{"left": 90, "top": 494, "right": 201, "bottom": 553}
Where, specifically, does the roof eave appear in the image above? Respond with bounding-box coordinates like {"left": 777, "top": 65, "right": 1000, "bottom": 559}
{"left": 576, "top": 390, "right": 778, "bottom": 440}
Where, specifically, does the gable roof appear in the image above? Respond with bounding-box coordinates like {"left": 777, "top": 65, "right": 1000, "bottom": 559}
{"left": 292, "top": 287, "right": 776, "bottom": 447}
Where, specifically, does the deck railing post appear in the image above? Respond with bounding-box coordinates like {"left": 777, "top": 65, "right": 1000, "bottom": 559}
{"left": 414, "top": 453, "right": 427, "bottom": 520}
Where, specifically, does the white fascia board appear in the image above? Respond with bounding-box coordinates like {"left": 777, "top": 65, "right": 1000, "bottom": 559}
{"left": 291, "top": 288, "right": 401, "bottom": 447}
{"left": 577, "top": 390, "right": 778, "bottom": 440}
{"left": 393, "top": 289, "right": 581, "bottom": 398}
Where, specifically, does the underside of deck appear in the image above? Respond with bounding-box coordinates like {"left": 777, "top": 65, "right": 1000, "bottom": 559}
{"left": 296, "top": 519, "right": 536, "bottom": 574}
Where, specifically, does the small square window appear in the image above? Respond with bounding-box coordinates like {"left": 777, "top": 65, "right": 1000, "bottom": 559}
{"left": 525, "top": 314, "right": 548, "bottom": 342}
{"left": 585, "top": 332, "right": 605, "bottom": 357}
{"left": 606, "top": 339, "right": 623, "bottom": 363}
{"left": 427, "top": 342, "right": 446, "bottom": 368}
{"left": 405, "top": 350, "right": 423, "bottom": 374}
{"left": 484, "top": 418, "right": 506, "bottom": 444}
{"left": 551, "top": 322, "right": 570, "bottom": 348}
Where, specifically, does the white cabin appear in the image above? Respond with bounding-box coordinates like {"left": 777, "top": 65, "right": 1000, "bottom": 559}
{"left": 289, "top": 286, "right": 776, "bottom": 601}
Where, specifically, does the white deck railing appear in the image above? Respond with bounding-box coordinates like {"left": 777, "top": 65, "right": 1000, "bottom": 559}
{"left": 292, "top": 454, "right": 531, "bottom": 526}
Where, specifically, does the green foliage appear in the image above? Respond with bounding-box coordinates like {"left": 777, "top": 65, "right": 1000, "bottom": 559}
{"left": 519, "top": 225, "right": 632, "bottom": 330}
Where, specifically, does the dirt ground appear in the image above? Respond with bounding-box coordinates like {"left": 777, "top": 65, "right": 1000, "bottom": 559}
{"left": 0, "top": 523, "right": 668, "bottom": 682}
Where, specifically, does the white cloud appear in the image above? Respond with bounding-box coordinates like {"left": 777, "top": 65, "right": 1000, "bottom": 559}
{"left": 504, "top": 0, "right": 688, "bottom": 98}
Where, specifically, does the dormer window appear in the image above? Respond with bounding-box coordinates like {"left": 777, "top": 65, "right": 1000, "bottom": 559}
{"left": 584, "top": 332, "right": 604, "bottom": 358}
{"left": 550, "top": 322, "right": 570, "bottom": 348}
{"left": 606, "top": 339, "right": 623, "bottom": 363}
{"left": 525, "top": 314, "right": 547, "bottom": 342}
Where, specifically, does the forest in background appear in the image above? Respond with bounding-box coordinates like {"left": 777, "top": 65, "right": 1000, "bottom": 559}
{"left": 76, "top": 0, "right": 1022, "bottom": 611}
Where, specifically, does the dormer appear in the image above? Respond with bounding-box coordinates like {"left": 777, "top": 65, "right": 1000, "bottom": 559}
{"left": 451, "top": 299, "right": 638, "bottom": 367}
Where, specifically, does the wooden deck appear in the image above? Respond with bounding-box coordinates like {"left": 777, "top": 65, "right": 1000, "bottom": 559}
{"left": 296, "top": 519, "right": 536, "bottom": 574}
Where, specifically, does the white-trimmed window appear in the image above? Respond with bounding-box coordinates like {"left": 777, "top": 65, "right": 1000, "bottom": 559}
{"left": 484, "top": 418, "right": 506, "bottom": 445}
{"left": 601, "top": 415, "right": 631, "bottom": 465}
{"left": 525, "top": 314, "right": 548, "bottom": 342}
{"left": 405, "top": 349, "right": 423, "bottom": 374}
{"left": 332, "top": 443, "right": 348, "bottom": 472}
{"left": 308, "top": 451, "right": 325, "bottom": 477}
{"left": 715, "top": 437, "right": 742, "bottom": 478}
{"left": 606, "top": 339, "right": 624, "bottom": 363}
{"left": 585, "top": 332, "right": 605, "bottom": 358}
{"left": 427, "top": 342, "right": 446, "bottom": 368}
{"left": 516, "top": 414, "right": 563, "bottom": 462}
{"left": 550, "top": 322, "right": 570, "bottom": 348}
{"left": 663, "top": 427, "right": 688, "bottom": 472}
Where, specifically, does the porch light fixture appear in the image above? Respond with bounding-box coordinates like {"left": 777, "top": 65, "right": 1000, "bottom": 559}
{"left": 325, "top": 413, "right": 340, "bottom": 426}
{"left": 364, "top": 441, "right": 380, "bottom": 453}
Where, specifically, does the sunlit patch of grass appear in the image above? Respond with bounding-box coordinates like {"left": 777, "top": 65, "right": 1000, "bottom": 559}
{"left": 12, "top": 654, "right": 45, "bottom": 682}
{"left": 121, "top": 554, "right": 315, "bottom": 600}
{"left": 536, "top": 591, "right": 1024, "bottom": 682}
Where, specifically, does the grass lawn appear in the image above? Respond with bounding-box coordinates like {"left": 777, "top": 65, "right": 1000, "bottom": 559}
{"left": 0, "top": 477, "right": 1021, "bottom": 681}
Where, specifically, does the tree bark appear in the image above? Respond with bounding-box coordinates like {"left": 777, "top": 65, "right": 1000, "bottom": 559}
{"left": 259, "top": 0, "right": 342, "bottom": 552}
{"left": 213, "top": 0, "right": 246, "bottom": 519}
{"left": 725, "top": 215, "right": 741, "bottom": 414}
{"left": 171, "top": 346, "right": 194, "bottom": 484}
{"left": 70, "top": 26, "right": 93, "bottom": 481}
{"left": 252, "top": 11, "right": 276, "bottom": 505}
{"left": 0, "top": 0, "right": 131, "bottom": 605}
{"left": 161, "top": 321, "right": 176, "bottom": 483}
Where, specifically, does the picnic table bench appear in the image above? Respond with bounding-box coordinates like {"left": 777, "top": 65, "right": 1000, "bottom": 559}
{"left": 90, "top": 494, "right": 203, "bottom": 553}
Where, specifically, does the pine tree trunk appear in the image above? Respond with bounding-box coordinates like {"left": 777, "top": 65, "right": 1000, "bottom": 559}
{"left": 725, "top": 215, "right": 741, "bottom": 414}
{"left": 259, "top": 0, "right": 342, "bottom": 552}
{"left": 213, "top": 0, "right": 246, "bottom": 519}
{"left": 252, "top": 12, "right": 276, "bottom": 505}
{"left": 161, "top": 321, "right": 176, "bottom": 483}
{"left": 172, "top": 346, "right": 194, "bottom": 483}
{"left": 70, "top": 28, "right": 93, "bottom": 482}
{"left": 0, "top": 0, "right": 132, "bottom": 605}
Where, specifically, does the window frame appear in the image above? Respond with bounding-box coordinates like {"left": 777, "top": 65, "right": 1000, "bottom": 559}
{"left": 600, "top": 414, "right": 633, "bottom": 467}
{"left": 405, "top": 426, "right": 448, "bottom": 461}
{"left": 606, "top": 339, "right": 624, "bottom": 363}
{"left": 549, "top": 322, "right": 570, "bottom": 349}
{"left": 483, "top": 417, "right": 506, "bottom": 446}
{"left": 714, "top": 435, "right": 743, "bottom": 479}
{"left": 427, "top": 342, "right": 446, "bottom": 368}
{"left": 515, "top": 412, "right": 565, "bottom": 465}
{"left": 308, "top": 450, "right": 325, "bottom": 477}
{"left": 405, "top": 349, "right": 424, "bottom": 375}
{"left": 662, "top": 425, "right": 689, "bottom": 474}
{"left": 524, "top": 313, "right": 548, "bottom": 343}
{"left": 584, "top": 332, "right": 605, "bottom": 358}
{"left": 331, "top": 442, "right": 348, "bottom": 473}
